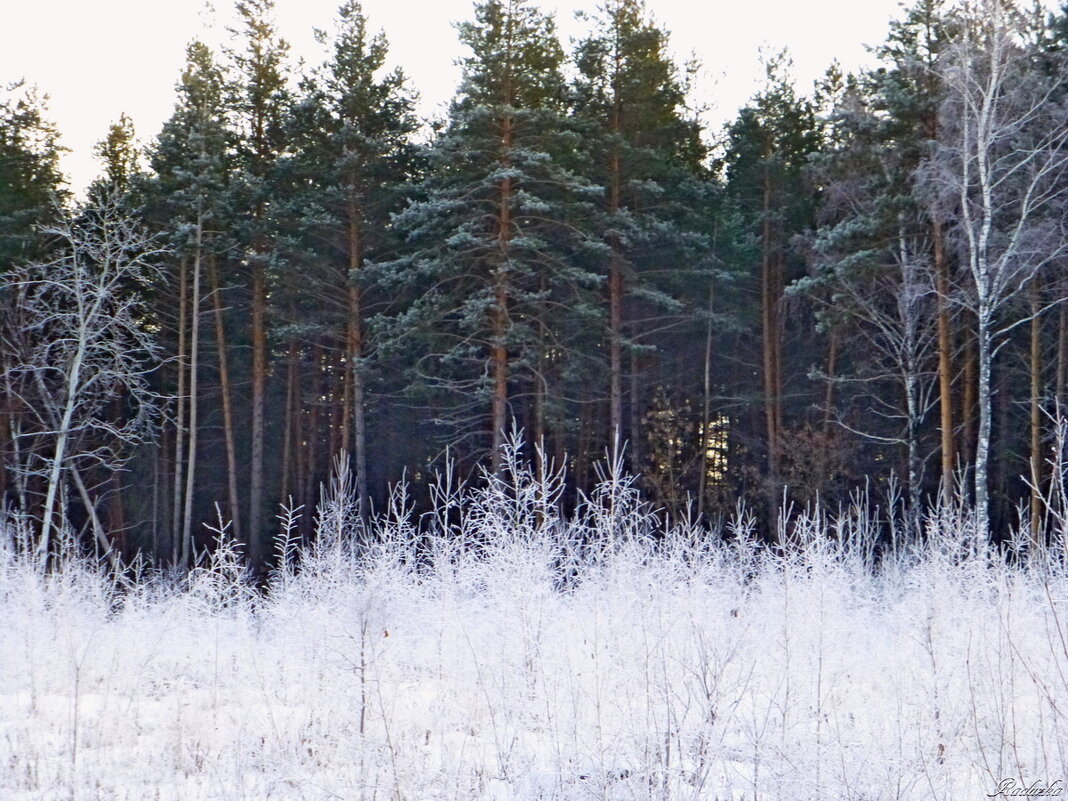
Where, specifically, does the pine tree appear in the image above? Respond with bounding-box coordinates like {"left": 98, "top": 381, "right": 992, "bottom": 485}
{"left": 149, "top": 40, "right": 232, "bottom": 564}
{"left": 93, "top": 113, "right": 140, "bottom": 192}
{"left": 227, "top": 0, "right": 290, "bottom": 565}
{"left": 280, "top": 0, "right": 420, "bottom": 520}
{"left": 383, "top": 0, "right": 602, "bottom": 474}
{"left": 723, "top": 53, "right": 821, "bottom": 518}
{"left": 572, "top": 0, "right": 709, "bottom": 471}
{"left": 0, "top": 82, "right": 65, "bottom": 271}
{"left": 875, "top": 0, "right": 958, "bottom": 503}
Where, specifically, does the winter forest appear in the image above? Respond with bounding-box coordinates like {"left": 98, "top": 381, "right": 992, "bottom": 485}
{"left": 3, "top": 0, "right": 1068, "bottom": 798}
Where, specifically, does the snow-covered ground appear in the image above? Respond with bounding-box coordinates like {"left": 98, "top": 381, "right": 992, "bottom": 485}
{"left": 2, "top": 469, "right": 1066, "bottom": 800}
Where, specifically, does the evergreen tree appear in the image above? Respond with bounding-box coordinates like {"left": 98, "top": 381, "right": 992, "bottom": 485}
{"left": 0, "top": 82, "right": 65, "bottom": 271}
{"left": 722, "top": 53, "right": 821, "bottom": 517}
{"left": 383, "top": 0, "right": 602, "bottom": 474}
{"left": 280, "top": 0, "right": 420, "bottom": 520}
{"left": 93, "top": 113, "right": 140, "bottom": 192}
{"left": 226, "top": 0, "right": 290, "bottom": 565}
{"left": 149, "top": 40, "right": 232, "bottom": 563}
{"left": 572, "top": 0, "right": 709, "bottom": 474}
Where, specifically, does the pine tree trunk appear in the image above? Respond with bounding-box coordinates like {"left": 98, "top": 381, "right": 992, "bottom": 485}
{"left": 294, "top": 355, "right": 307, "bottom": 519}
{"left": 491, "top": 285, "right": 509, "bottom": 474}
{"left": 698, "top": 278, "right": 715, "bottom": 520}
{"left": 208, "top": 256, "right": 241, "bottom": 542}
{"left": 491, "top": 115, "right": 513, "bottom": 475}
{"left": 172, "top": 257, "right": 188, "bottom": 565}
{"left": 181, "top": 216, "right": 203, "bottom": 568}
{"left": 152, "top": 435, "right": 162, "bottom": 556}
{"left": 629, "top": 355, "right": 642, "bottom": 472}
{"left": 304, "top": 344, "right": 322, "bottom": 516}
{"left": 608, "top": 157, "right": 623, "bottom": 457}
{"left": 249, "top": 255, "right": 267, "bottom": 568}
{"left": 534, "top": 284, "right": 547, "bottom": 485}
{"left": 341, "top": 343, "right": 353, "bottom": 456}
{"left": 1031, "top": 293, "right": 1044, "bottom": 547}
{"left": 347, "top": 207, "right": 368, "bottom": 522}
{"left": 761, "top": 163, "right": 782, "bottom": 515}
{"left": 328, "top": 353, "right": 341, "bottom": 465}
{"left": 933, "top": 221, "right": 955, "bottom": 502}
{"left": 281, "top": 339, "right": 298, "bottom": 503}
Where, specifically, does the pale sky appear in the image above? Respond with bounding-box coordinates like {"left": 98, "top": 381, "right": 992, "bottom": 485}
{"left": 1, "top": 0, "right": 911, "bottom": 192}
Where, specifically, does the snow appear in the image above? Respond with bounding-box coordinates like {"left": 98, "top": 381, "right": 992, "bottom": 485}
{"left": 1, "top": 477, "right": 1066, "bottom": 800}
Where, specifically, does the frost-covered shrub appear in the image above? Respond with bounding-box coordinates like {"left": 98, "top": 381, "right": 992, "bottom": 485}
{"left": 1, "top": 456, "right": 1066, "bottom": 800}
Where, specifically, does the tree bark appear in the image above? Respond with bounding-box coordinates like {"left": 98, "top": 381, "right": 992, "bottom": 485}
{"left": 181, "top": 214, "right": 203, "bottom": 568}
{"left": 975, "top": 311, "right": 993, "bottom": 542}
{"left": 249, "top": 254, "right": 267, "bottom": 568}
{"left": 304, "top": 344, "right": 322, "bottom": 517}
{"left": 607, "top": 33, "right": 625, "bottom": 459}
{"left": 962, "top": 322, "right": 977, "bottom": 471}
{"left": 347, "top": 205, "right": 368, "bottom": 521}
{"left": 1031, "top": 292, "right": 1044, "bottom": 546}
{"left": 172, "top": 257, "right": 188, "bottom": 565}
{"left": 933, "top": 221, "right": 955, "bottom": 502}
{"left": 328, "top": 352, "right": 342, "bottom": 464}
{"left": 208, "top": 255, "right": 241, "bottom": 542}
{"left": 281, "top": 339, "right": 298, "bottom": 503}
{"left": 698, "top": 277, "right": 715, "bottom": 520}
{"left": 761, "top": 160, "right": 782, "bottom": 513}
{"left": 490, "top": 111, "right": 514, "bottom": 476}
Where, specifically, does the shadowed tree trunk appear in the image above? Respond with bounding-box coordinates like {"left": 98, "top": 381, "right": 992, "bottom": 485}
{"left": 172, "top": 257, "right": 188, "bottom": 564}
{"left": 208, "top": 256, "right": 241, "bottom": 542}
{"left": 933, "top": 221, "right": 955, "bottom": 502}
{"left": 1031, "top": 292, "right": 1044, "bottom": 545}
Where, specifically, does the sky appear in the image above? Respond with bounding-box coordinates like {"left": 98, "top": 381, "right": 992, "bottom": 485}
{"left": 0, "top": 0, "right": 912, "bottom": 192}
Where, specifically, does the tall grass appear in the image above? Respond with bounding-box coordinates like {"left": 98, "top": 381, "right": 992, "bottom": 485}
{"left": 1, "top": 450, "right": 1066, "bottom": 800}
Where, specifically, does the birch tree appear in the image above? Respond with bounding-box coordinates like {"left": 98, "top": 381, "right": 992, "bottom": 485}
{"left": 923, "top": 0, "right": 1068, "bottom": 540}
{"left": 0, "top": 191, "right": 166, "bottom": 568}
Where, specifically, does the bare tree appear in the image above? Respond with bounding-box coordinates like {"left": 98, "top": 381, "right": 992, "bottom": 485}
{"left": 811, "top": 222, "right": 940, "bottom": 536}
{"left": 923, "top": 0, "right": 1068, "bottom": 540}
{"left": 0, "top": 190, "right": 167, "bottom": 568}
